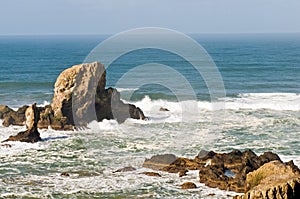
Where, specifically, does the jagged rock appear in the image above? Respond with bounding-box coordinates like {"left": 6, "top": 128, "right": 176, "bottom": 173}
{"left": 181, "top": 182, "right": 197, "bottom": 189}
{"left": 142, "top": 154, "right": 177, "bottom": 170}
{"left": 140, "top": 172, "right": 162, "bottom": 177}
{"left": 234, "top": 160, "right": 300, "bottom": 199}
{"left": 198, "top": 149, "right": 281, "bottom": 193}
{"left": 37, "top": 105, "right": 73, "bottom": 130}
{"left": 2, "top": 105, "right": 28, "bottom": 127}
{"left": 143, "top": 150, "right": 281, "bottom": 193}
{"left": 179, "top": 170, "right": 188, "bottom": 177}
{"left": 113, "top": 166, "right": 137, "bottom": 173}
{"left": 0, "top": 105, "right": 13, "bottom": 119}
{"left": 2, "top": 103, "right": 41, "bottom": 143}
{"left": 161, "top": 157, "right": 202, "bottom": 173}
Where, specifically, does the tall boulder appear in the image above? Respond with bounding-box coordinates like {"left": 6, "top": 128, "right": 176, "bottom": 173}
{"left": 51, "top": 62, "right": 106, "bottom": 125}
{"left": 51, "top": 61, "right": 145, "bottom": 127}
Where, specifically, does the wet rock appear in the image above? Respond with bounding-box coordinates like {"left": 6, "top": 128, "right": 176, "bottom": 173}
{"left": 113, "top": 166, "right": 137, "bottom": 173}
{"left": 1, "top": 143, "right": 12, "bottom": 148}
{"left": 161, "top": 157, "right": 202, "bottom": 173}
{"left": 2, "top": 103, "right": 41, "bottom": 143}
{"left": 140, "top": 172, "right": 161, "bottom": 177}
{"left": 198, "top": 149, "right": 281, "bottom": 193}
{"left": 61, "top": 172, "right": 70, "bottom": 177}
{"left": 159, "top": 107, "right": 169, "bottom": 111}
{"left": 179, "top": 170, "right": 188, "bottom": 177}
{"left": 0, "top": 105, "right": 13, "bottom": 119}
{"left": 2, "top": 105, "right": 28, "bottom": 127}
{"left": 142, "top": 154, "right": 177, "bottom": 170}
{"left": 234, "top": 160, "right": 300, "bottom": 199}
{"left": 181, "top": 182, "right": 197, "bottom": 189}
{"left": 144, "top": 149, "right": 281, "bottom": 193}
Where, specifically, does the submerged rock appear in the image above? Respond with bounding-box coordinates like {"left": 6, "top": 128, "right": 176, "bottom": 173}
{"left": 113, "top": 166, "right": 137, "bottom": 173}
{"left": 181, "top": 182, "right": 197, "bottom": 189}
{"left": 139, "top": 172, "right": 162, "bottom": 177}
{"left": 234, "top": 160, "right": 300, "bottom": 199}
{"left": 3, "top": 103, "right": 41, "bottom": 143}
{"left": 142, "top": 154, "right": 177, "bottom": 170}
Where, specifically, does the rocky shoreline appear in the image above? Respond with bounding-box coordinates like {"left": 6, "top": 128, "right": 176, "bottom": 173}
{"left": 1, "top": 62, "right": 299, "bottom": 198}
{"left": 0, "top": 62, "right": 146, "bottom": 142}
{"left": 137, "top": 150, "right": 300, "bottom": 198}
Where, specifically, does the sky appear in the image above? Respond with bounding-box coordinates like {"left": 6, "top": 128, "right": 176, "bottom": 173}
{"left": 0, "top": 0, "right": 300, "bottom": 35}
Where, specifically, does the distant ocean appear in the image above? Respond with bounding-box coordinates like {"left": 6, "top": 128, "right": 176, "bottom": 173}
{"left": 0, "top": 33, "right": 300, "bottom": 198}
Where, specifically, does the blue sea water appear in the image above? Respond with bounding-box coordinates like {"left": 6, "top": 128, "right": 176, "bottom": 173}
{"left": 0, "top": 33, "right": 300, "bottom": 198}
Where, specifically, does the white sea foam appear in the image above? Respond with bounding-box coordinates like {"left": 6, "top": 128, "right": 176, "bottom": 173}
{"left": 130, "top": 93, "right": 300, "bottom": 115}
{"left": 116, "top": 87, "right": 139, "bottom": 92}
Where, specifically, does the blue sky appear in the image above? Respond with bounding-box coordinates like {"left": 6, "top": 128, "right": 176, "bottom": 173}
{"left": 0, "top": 0, "right": 300, "bottom": 35}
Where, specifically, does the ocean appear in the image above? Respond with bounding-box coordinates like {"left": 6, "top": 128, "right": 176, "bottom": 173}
{"left": 0, "top": 33, "right": 300, "bottom": 198}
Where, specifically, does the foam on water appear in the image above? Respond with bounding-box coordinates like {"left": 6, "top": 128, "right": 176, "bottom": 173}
{"left": 0, "top": 93, "right": 300, "bottom": 198}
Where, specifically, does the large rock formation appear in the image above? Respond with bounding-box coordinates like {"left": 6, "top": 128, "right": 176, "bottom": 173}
{"left": 2, "top": 103, "right": 41, "bottom": 143}
{"left": 234, "top": 160, "right": 300, "bottom": 199}
{"left": 1, "top": 62, "right": 145, "bottom": 129}
{"left": 51, "top": 61, "right": 145, "bottom": 126}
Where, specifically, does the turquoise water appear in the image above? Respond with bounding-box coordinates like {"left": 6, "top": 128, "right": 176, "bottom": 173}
{"left": 0, "top": 33, "right": 300, "bottom": 198}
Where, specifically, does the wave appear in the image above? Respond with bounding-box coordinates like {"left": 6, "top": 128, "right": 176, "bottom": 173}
{"left": 129, "top": 93, "right": 300, "bottom": 114}
{"left": 116, "top": 87, "right": 139, "bottom": 92}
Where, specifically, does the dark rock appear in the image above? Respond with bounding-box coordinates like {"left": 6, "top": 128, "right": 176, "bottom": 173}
{"left": 159, "top": 107, "right": 169, "bottom": 111}
{"left": 161, "top": 157, "right": 202, "bottom": 173}
{"left": 142, "top": 154, "right": 177, "bottom": 170}
{"left": 140, "top": 172, "right": 161, "bottom": 177}
{"left": 0, "top": 105, "right": 13, "bottom": 119}
{"left": 61, "top": 172, "right": 70, "bottom": 177}
{"left": 179, "top": 170, "right": 188, "bottom": 177}
{"left": 2, "top": 103, "right": 41, "bottom": 143}
{"left": 198, "top": 149, "right": 281, "bottom": 193}
{"left": 181, "top": 182, "right": 197, "bottom": 189}
{"left": 197, "top": 150, "right": 216, "bottom": 160}
{"left": 144, "top": 149, "right": 281, "bottom": 193}
{"left": 1, "top": 143, "right": 12, "bottom": 148}
{"left": 207, "top": 193, "right": 216, "bottom": 197}
{"left": 2, "top": 105, "right": 28, "bottom": 127}
{"left": 113, "top": 166, "right": 137, "bottom": 173}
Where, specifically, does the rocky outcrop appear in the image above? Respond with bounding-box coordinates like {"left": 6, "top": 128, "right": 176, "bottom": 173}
{"left": 181, "top": 182, "right": 197, "bottom": 189}
{"left": 143, "top": 150, "right": 281, "bottom": 193}
{"left": 234, "top": 160, "right": 300, "bottom": 199}
{"left": 51, "top": 61, "right": 145, "bottom": 126}
{"left": 2, "top": 103, "right": 41, "bottom": 143}
{"left": 142, "top": 154, "right": 177, "bottom": 170}
{"left": 1, "top": 61, "right": 145, "bottom": 129}
{"left": 1, "top": 105, "right": 28, "bottom": 127}
{"left": 197, "top": 150, "right": 281, "bottom": 193}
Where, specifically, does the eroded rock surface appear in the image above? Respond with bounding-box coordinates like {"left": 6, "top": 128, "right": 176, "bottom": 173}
{"left": 3, "top": 103, "right": 41, "bottom": 143}
{"left": 1, "top": 62, "right": 146, "bottom": 130}
{"left": 234, "top": 160, "right": 300, "bottom": 199}
{"left": 143, "top": 150, "right": 282, "bottom": 193}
